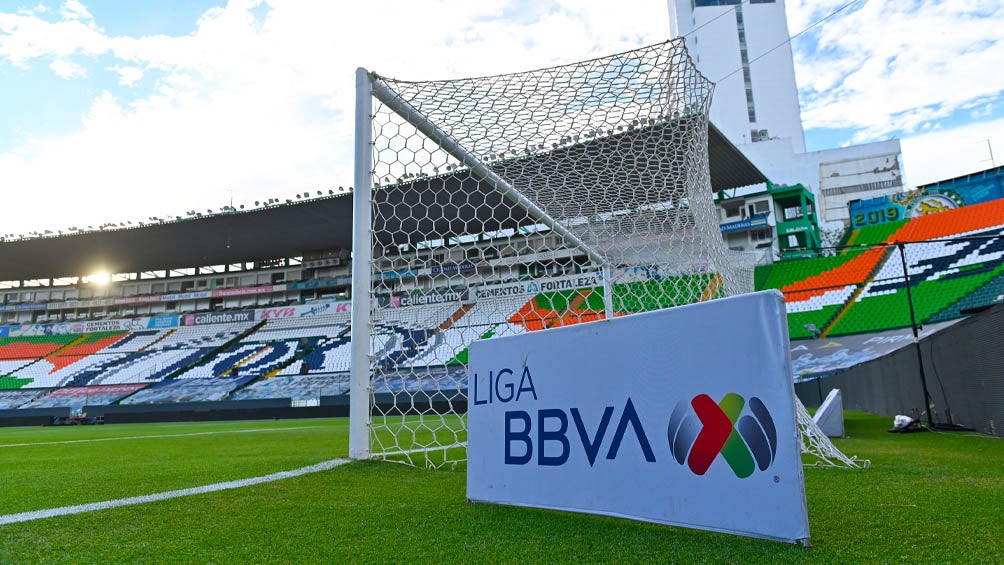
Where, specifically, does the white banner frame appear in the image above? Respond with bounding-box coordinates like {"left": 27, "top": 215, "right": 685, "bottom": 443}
{"left": 467, "top": 290, "right": 809, "bottom": 544}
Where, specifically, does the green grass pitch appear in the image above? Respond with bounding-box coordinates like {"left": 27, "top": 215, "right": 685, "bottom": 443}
{"left": 0, "top": 413, "right": 1001, "bottom": 563}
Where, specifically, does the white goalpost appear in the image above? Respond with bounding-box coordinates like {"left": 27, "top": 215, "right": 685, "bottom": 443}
{"left": 349, "top": 39, "right": 864, "bottom": 470}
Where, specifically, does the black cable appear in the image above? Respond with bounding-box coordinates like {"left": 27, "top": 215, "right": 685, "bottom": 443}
{"left": 679, "top": 0, "right": 753, "bottom": 41}
{"left": 717, "top": 0, "right": 862, "bottom": 83}
{"left": 927, "top": 338, "right": 954, "bottom": 424}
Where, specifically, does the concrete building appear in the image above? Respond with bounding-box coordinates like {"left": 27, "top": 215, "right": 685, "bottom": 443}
{"left": 668, "top": 0, "right": 805, "bottom": 154}
{"left": 668, "top": 0, "right": 905, "bottom": 229}
{"left": 717, "top": 182, "right": 820, "bottom": 258}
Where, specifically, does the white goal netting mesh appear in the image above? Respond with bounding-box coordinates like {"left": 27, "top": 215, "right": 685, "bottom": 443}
{"left": 796, "top": 399, "right": 870, "bottom": 469}
{"left": 354, "top": 39, "right": 861, "bottom": 469}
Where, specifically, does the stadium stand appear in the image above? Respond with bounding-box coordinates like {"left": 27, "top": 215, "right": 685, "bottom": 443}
{"left": 372, "top": 366, "right": 467, "bottom": 394}
{"left": 280, "top": 336, "right": 352, "bottom": 375}
{"left": 119, "top": 376, "right": 255, "bottom": 405}
{"left": 84, "top": 348, "right": 212, "bottom": 386}
{"left": 844, "top": 219, "right": 908, "bottom": 246}
{"left": 370, "top": 303, "right": 460, "bottom": 368}
{"left": 20, "top": 383, "right": 148, "bottom": 408}
{"left": 0, "top": 388, "right": 45, "bottom": 409}
{"left": 0, "top": 189, "right": 1002, "bottom": 415}
{"left": 148, "top": 324, "right": 256, "bottom": 350}
{"left": 403, "top": 296, "right": 528, "bottom": 368}
{"left": 229, "top": 374, "right": 351, "bottom": 400}
{"left": 763, "top": 198, "right": 1004, "bottom": 338}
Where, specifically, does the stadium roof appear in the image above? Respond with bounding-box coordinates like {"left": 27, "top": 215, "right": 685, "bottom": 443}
{"left": 0, "top": 124, "right": 766, "bottom": 281}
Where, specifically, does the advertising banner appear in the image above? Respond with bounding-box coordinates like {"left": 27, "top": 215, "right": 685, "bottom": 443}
{"left": 719, "top": 213, "right": 770, "bottom": 234}
{"left": 467, "top": 291, "right": 809, "bottom": 544}
{"left": 431, "top": 261, "right": 484, "bottom": 275}
{"left": 147, "top": 315, "right": 179, "bottom": 329}
{"left": 212, "top": 285, "right": 274, "bottom": 298}
{"left": 0, "top": 302, "right": 48, "bottom": 312}
{"left": 255, "top": 300, "right": 352, "bottom": 320}
{"left": 8, "top": 322, "right": 86, "bottom": 337}
{"left": 161, "top": 291, "right": 213, "bottom": 302}
{"left": 849, "top": 172, "right": 1003, "bottom": 229}
{"left": 473, "top": 273, "right": 601, "bottom": 300}
{"left": 398, "top": 288, "right": 469, "bottom": 307}
{"left": 287, "top": 278, "right": 350, "bottom": 290}
{"left": 83, "top": 319, "right": 128, "bottom": 333}
{"left": 181, "top": 310, "right": 255, "bottom": 326}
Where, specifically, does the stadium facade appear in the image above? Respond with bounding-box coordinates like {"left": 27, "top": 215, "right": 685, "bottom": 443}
{"left": 0, "top": 131, "right": 1000, "bottom": 437}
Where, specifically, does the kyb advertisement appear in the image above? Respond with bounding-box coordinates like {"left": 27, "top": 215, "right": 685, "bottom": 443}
{"left": 467, "top": 291, "right": 809, "bottom": 544}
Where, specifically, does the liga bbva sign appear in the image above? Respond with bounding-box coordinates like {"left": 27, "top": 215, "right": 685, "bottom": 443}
{"left": 467, "top": 291, "right": 809, "bottom": 544}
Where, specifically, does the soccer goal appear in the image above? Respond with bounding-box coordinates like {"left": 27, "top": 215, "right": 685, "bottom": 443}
{"left": 349, "top": 39, "right": 860, "bottom": 469}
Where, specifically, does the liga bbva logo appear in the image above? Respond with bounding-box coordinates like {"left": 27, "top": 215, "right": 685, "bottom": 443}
{"left": 667, "top": 393, "right": 777, "bottom": 478}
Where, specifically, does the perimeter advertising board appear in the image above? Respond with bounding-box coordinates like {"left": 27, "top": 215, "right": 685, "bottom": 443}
{"left": 467, "top": 290, "right": 809, "bottom": 544}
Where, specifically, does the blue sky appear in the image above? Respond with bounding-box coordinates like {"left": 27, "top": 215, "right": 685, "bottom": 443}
{"left": 0, "top": 0, "right": 1001, "bottom": 237}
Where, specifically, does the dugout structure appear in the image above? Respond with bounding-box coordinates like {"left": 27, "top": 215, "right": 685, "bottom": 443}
{"left": 351, "top": 40, "right": 755, "bottom": 467}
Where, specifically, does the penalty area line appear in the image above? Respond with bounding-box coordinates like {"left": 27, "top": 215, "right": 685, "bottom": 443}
{"left": 0, "top": 458, "right": 351, "bottom": 526}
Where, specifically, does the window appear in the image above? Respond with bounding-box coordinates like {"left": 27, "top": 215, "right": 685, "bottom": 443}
{"left": 748, "top": 200, "right": 770, "bottom": 217}
{"left": 750, "top": 228, "right": 773, "bottom": 243}
{"left": 723, "top": 203, "right": 742, "bottom": 218}
{"left": 783, "top": 206, "right": 803, "bottom": 220}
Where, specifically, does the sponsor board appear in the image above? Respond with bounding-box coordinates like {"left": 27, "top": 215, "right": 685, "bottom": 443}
{"left": 212, "top": 285, "right": 275, "bottom": 298}
{"left": 287, "top": 278, "right": 350, "bottom": 290}
{"left": 256, "top": 301, "right": 352, "bottom": 320}
{"left": 0, "top": 303, "right": 48, "bottom": 312}
{"left": 113, "top": 296, "right": 152, "bottom": 305}
{"left": 474, "top": 274, "right": 601, "bottom": 300}
{"left": 468, "top": 291, "right": 808, "bottom": 544}
{"left": 431, "top": 261, "right": 484, "bottom": 275}
{"left": 398, "top": 289, "right": 468, "bottom": 307}
{"left": 147, "top": 315, "right": 179, "bottom": 329}
{"left": 161, "top": 291, "right": 213, "bottom": 302}
{"left": 182, "top": 310, "right": 255, "bottom": 326}
{"left": 610, "top": 263, "right": 711, "bottom": 282}
{"left": 83, "top": 320, "right": 127, "bottom": 333}
{"left": 848, "top": 181, "right": 1001, "bottom": 228}
{"left": 719, "top": 213, "right": 770, "bottom": 234}
{"left": 8, "top": 322, "right": 86, "bottom": 337}
{"left": 376, "top": 270, "right": 419, "bottom": 280}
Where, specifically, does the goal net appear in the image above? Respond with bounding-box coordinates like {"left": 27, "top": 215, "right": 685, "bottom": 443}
{"left": 349, "top": 39, "right": 859, "bottom": 469}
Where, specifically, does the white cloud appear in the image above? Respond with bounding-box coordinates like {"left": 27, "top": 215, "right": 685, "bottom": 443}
{"left": 0, "top": 0, "right": 671, "bottom": 236}
{"left": 901, "top": 117, "right": 1004, "bottom": 188}
{"left": 60, "top": 0, "right": 93, "bottom": 22}
{"left": 49, "top": 58, "right": 86, "bottom": 79}
{"left": 788, "top": 0, "right": 1004, "bottom": 140}
{"left": 0, "top": 10, "right": 106, "bottom": 66}
{"left": 108, "top": 64, "right": 143, "bottom": 85}
{"left": 3, "top": 0, "right": 996, "bottom": 241}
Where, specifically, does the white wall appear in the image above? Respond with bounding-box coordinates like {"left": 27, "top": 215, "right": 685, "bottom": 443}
{"left": 669, "top": 0, "right": 805, "bottom": 152}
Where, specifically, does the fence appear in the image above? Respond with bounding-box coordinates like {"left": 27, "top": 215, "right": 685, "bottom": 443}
{"left": 794, "top": 304, "right": 1004, "bottom": 436}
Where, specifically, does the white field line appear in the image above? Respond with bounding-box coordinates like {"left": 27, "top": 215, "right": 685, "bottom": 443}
{"left": 0, "top": 426, "right": 322, "bottom": 449}
{"left": 0, "top": 457, "right": 351, "bottom": 526}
